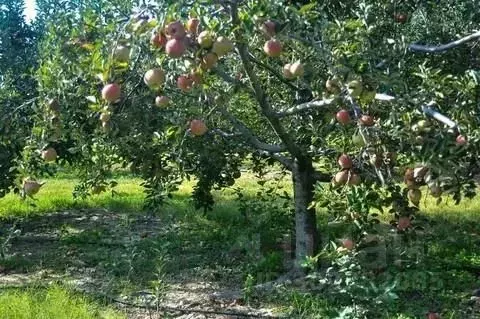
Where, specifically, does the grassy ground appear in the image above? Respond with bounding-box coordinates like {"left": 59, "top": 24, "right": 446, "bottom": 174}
{"left": 0, "top": 174, "right": 479, "bottom": 318}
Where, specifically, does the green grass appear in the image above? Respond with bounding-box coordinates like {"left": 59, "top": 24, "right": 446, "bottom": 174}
{"left": 0, "top": 285, "right": 125, "bottom": 319}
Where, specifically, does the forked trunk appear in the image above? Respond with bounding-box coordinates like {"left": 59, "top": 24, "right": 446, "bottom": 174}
{"left": 292, "top": 159, "right": 319, "bottom": 270}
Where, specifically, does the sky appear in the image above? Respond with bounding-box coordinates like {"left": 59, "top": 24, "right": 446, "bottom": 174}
{"left": 25, "top": 0, "right": 36, "bottom": 22}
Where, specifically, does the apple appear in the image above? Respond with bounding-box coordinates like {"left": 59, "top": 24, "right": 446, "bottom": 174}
{"left": 101, "top": 83, "right": 121, "bottom": 103}
{"left": 370, "top": 154, "right": 382, "bottom": 168}
{"left": 198, "top": 31, "right": 214, "bottom": 48}
{"left": 429, "top": 184, "right": 442, "bottom": 198}
{"left": 404, "top": 168, "right": 415, "bottom": 182}
{"left": 47, "top": 98, "right": 60, "bottom": 112}
{"left": 405, "top": 179, "right": 420, "bottom": 190}
{"left": 190, "top": 119, "right": 208, "bottom": 136}
{"left": 397, "top": 216, "right": 411, "bottom": 231}
{"left": 165, "top": 38, "right": 186, "bottom": 58}
{"left": 114, "top": 45, "right": 130, "bottom": 62}
{"left": 326, "top": 79, "right": 341, "bottom": 94}
{"left": 262, "top": 20, "right": 276, "bottom": 37}
{"left": 408, "top": 189, "right": 422, "bottom": 206}
{"left": 151, "top": 32, "right": 167, "bottom": 48}
{"left": 360, "top": 115, "right": 374, "bottom": 127}
{"left": 394, "top": 13, "right": 408, "bottom": 24}
{"left": 333, "top": 170, "right": 349, "bottom": 186}
{"left": 155, "top": 96, "right": 170, "bottom": 107}
{"left": 348, "top": 80, "right": 363, "bottom": 97}
{"left": 212, "top": 36, "right": 234, "bottom": 57}
{"left": 427, "top": 312, "right": 440, "bottom": 319}
{"left": 23, "top": 179, "right": 43, "bottom": 196}
{"left": 342, "top": 238, "right": 354, "bottom": 250}
{"left": 263, "top": 39, "right": 282, "bottom": 57}
{"left": 283, "top": 64, "right": 294, "bottom": 79}
{"left": 189, "top": 71, "right": 203, "bottom": 85}
{"left": 100, "top": 112, "right": 111, "bottom": 122}
{"left": 165, "top": 20, "right": 185, "bottom": 40}
{"left": 456, "top": 134, "right": 467, "bottom": 146}
{"left": 289, "top": 60, "right": 304, "bottom": 78}
{"left": 177, "top": 75, "right": 193, "bottom": 92}
{"left": 352, "top": 134, "right": 365, "bottom": 147}
{"left": 336, "top": 109, "right": 350, "bottom": 125}
{"left": 186, "top": 18, "right": 200, "bottom": 34}
{"left": 348, "top": 173, "right": 361, "bottom": 186}
{"left": 41, "top": 147, "right": 57, "bottom": 162}
{"left": 144, "top": 68, "right": 165, "bottom": 88}
{"left": 201, "top": 52, "right": 218, "bottom": 70}
{"left": 338, "top": 154, "right": 353, "bottom": 169}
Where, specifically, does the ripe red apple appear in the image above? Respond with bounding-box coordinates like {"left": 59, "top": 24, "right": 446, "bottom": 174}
{"left": 333, "top": 170, "right": 349, "bottom": 186}
{"left": 360, "top": 115, "right": 374, "bottom": 127}
{"left": 190, "top": 119, "right": 208, "bottom": 136}
{"left": 101, "top": 83, "right": 121, "bottom": 103}
{"left": 342, "top": 238, "right": 354, "bottom": 250}
{"left": 198, "top": 31, "right": 214, "bottom": 48}
{"left": 165, "top": 20, "right": 185, "bottom": 40}
{"left": 165, "top": 38, "right": 186, "bottom": 58}
{"left": 99, "top": 112, "right": 111, "bottom": 123}
{"left": 289, "top": 60, "right": 304, "bottom": 78}
{"left": 348, "top": 173, "right": 361, "bottom": 186}
{"left": 262, "top": 20, "right": 276, "bottom": 37}
{"left": 427, "top": 312, "right": 440, "bottom": 319}
{"left": 114, "top": 45, "right": 130, "bottom": 62}
{"left": 151, "top": 32, "right": 167, "bottom": 48}
{"left": 155, "top": 96, "right": 170, "bottom": 107}
{"left": 201, "top": 52, "right": 218, "bottom": 70}
{"left": 336, "top": 109, "right": 350, "bottom": 125}
{"left": 177, "top": 75, "right": 193, "bottom": 92}
{"left": 212, "top": 36, "right": 233, "bottom": 57}
{"left": 338, "top": 154, "right": 353, "bottom": 169}
{"left": 456, "top": 134, "right": 467, "bottom": 146}
{"left": 186, "top": 18, "right": 200, "bottom": 34}
{"left": 144, "top": 68, "right": 165, "bottom": 88}
{"left": 23, "top": 179, "right": 43, "bottom": 196}
{"left": 397, "top": 216, "right": 411, "bottom": 231}
{"left": 41, "top": 147, "right": 57, "bottom": 162}
{"left": 394, "top": 13, "right": 408, "bottom": 24}
{"left": 263, "top": 39, "right": 282, "bottom": 57}
{"left": 283, "top": 64, "right": 294, "bottom": 79}
{"left": 408, "top": 189, "right": 422, "bottom": 206}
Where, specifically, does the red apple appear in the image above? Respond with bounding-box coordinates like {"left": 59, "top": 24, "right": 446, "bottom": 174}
{"left": 263, "top": 39, "right": 282, "bottom": 57}
{"left": 165, "top": 38, "right": 186, "bottom": 58}
{"left": 201, "top": 52, "right": 218, "bottom": 70}
{"left": 394, "top": 13, "right": 408, "bottom": 24}
{"left": 151, "top": 32, "right": 167, "bottom": 48}
{"left": 338, "top": 154, "right": 353, "bottom": 169}
{"left": 360, "top": 115, "right": 374, "bottom": 127}
{"left": 427, "top": 312, "right": 440, "bottom": 319}
{"left": 397, "top": 216, "right": 411, "bottom": 231}
{"left": 41, "top": 147, "right": 57, "bottom": 162}
{"left": 342, "top": 238, "right": 354, "bottom": 250}
{"left": 101, "top": 83, "right": 121, "bottom": 103}
{"left": 456, "top": 134, "right": 467, "bottom": 146}
{"left": 333, "top": 170, "right": 349, "bottom": 186}
{"left": 165, "top": 20, "right": 185, "bottom": 40}
{"left": 23, "top": 179, "right": 43, "bottom": 196}
{"left": 190, "top": 119, "right": 208, "bottom": 136}
{"left": 177, "top": 75, "right": 193, "bottom": 92}
{"left": 336, "top": 109, "right": 350, "bottom": 125}
{"left": 144, "top": 68, "right": 165, "bottom": 88}
{"left": 262, "top": 20, "right": 276, "bottom": 37}
{"left": 198, "top": 31, "right": 214, "bottom": 48}
{"left": 186, "top": 18, "right": 200, "bottom": 34}
{"left": 155, "top": 96, "right": 170, "bottom": 107}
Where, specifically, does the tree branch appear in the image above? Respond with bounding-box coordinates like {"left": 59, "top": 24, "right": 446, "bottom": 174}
{"left": 409, "top": 30, "right": 480, "bottom": 53}
{"left": 216, "top": 106, "right": 286, "bottom": 153}
{"left": 313, "top": 170, "right": 331, "bottom": 182}
{"left": 230, "top": 2, "right": 304, "bottom": 159}
{"left": 258, "top": 150, "right": 293, "bottom": 170}
{"left": 247, "top": 53, "right": 300, "bottom": 91}
{"left": 210, "top": 128, "right": 242, "bottom": 138}
{"left": 275, "top": 98, "right": 336, "bottom": 117}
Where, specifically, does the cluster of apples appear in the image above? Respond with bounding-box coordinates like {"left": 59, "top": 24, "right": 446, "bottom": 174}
{"left": 332, "top": 154, "right": 361, "bottom": 187}
{"left": 404, "top": 165, "right": 443, "bottom": 204}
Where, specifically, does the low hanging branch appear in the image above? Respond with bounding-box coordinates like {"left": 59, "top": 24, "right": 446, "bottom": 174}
{"left": 275, "top": 98, "right": 336, "bottom": 117}
{"left": 409, "top": 30, "right": 480, "bottom": 53}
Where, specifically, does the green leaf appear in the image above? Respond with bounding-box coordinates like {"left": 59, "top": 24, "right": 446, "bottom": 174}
{"left": 299, "top": 3, "right": 316, "bottom": 14}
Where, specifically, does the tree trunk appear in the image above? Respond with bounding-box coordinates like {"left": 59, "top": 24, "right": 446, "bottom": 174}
{"left": 292, "top": 158, "right": 319, "bottom": 271}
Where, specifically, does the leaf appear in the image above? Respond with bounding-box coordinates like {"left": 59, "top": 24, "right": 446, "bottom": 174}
{"left": 299, "top": 3, "right": 316, "bottom": 14}
{"left": 85, "top": 96, "right": 97, "bottom": 103}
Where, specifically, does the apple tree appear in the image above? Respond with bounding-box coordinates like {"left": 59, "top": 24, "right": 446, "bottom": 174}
{"left": 28, "top": 0, "right": 480, "bottom": 270}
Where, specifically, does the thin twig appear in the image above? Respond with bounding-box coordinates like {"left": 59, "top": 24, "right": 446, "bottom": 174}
{"left": 409, "top": 30, "right": 480, "bottom": 53}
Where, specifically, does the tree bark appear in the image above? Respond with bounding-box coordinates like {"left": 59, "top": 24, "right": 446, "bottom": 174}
{"left": 292, "top": 158, "right": 319, "bottom": 271}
